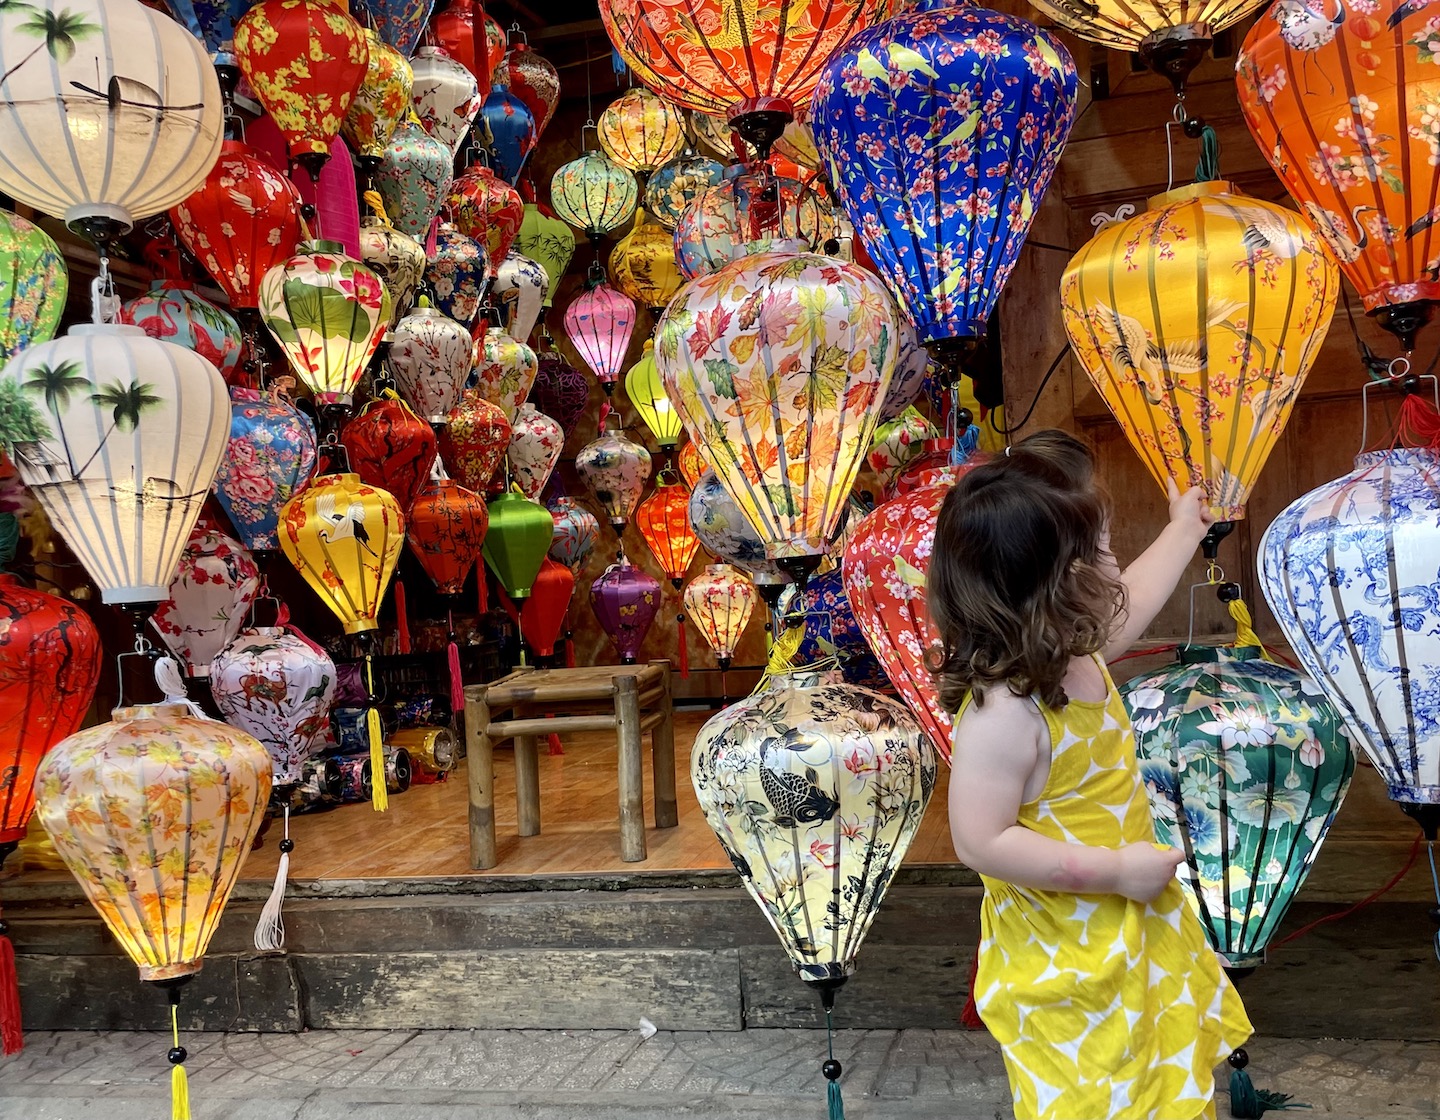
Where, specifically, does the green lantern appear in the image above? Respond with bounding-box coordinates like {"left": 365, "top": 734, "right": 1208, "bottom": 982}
{"left": 513, "top": 204, "right": 575, "bottom": 310}
{"left": 1124, "top": 643, "right": 1355, "bottom": 970}
{"left": 481, "top": 488, "right": 555, "bottom": 600}
{"left": 0, "top": 208, "right": 66, "bottom": 365}
{"left": 625, "top": 338, "right": 682, "bottom": 451}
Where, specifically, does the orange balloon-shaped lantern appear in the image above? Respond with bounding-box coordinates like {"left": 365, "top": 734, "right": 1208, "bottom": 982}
{"left": 407, "top": 478, "right": 489, "bottom": 595}
{"left": 636, "top": 473, "right": 700, "bottom": 589}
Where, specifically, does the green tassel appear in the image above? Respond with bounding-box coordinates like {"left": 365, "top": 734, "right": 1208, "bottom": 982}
{"left": 1195, "top": 124, "right": 1222, "bottom": 183}
{"left": 1230, "top": 1066, "right": 1308, "bottom": 1117}
{"left": 827, "top": 1075, "right": 845, "bottom": 1120}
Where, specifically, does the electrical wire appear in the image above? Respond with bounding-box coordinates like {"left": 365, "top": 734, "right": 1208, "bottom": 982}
{"left": 989, "top": 345, "right": 1068, "bottom": 437}
{"left": 1271, "top": 833, "right": 1423, "bottom": 950}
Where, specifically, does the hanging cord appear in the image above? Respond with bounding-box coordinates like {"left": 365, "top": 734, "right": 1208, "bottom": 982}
{"left": 1194, "top": 125, "right": 1221, "bottom": 183}
{"left": 821, "top": 990, "right": 845, "bottom": 1119}
{"left": 1272, "top": 832, "right": 1423, "bottom": 951}
{"left": 253, "top": 802, "right": 292, "bottom": 952}
{"left": 988, "top": 346, "right": 1066, "bottom": 437}
{"left": 168, "top": 992, "right": 191, "bottom": 1120}
{"left": 90, "top": 255, "right": 121, "bottom": 325}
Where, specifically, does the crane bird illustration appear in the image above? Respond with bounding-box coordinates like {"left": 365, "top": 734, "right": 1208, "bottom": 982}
{"left": 315, "top": 489, "right": 376, "bottom": 556}
{"left": 1092, "top": 304, "right": 1217, "bottom": 404}
{"left": 1302, "top": 202, "right": 1378, "bottom": 263}
{"left": 1271, "top": 0, "right": 1346, "bottom": 93}
{"left": 1237, "top": 205, "right": 1307, "bottom": 260}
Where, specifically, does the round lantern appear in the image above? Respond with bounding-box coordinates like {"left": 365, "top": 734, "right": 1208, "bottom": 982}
{"left": 493, "top": 252, "right": 549, "bottom": 343}
{"left": 358, "top": 201, "right": 428, "bottom": 328}
{"left": 407, "top": 478, "right": 489, "bottom": 595}
{"left": 258, "top": 240, "right": 392, "bottom": 407}
{"left": 213, "top": 388, "right": 319, "bottom": 553}
{"left": 592, "top": 557, "right": 661, "bottom": 663}
{"left": 388, "top": 300, "right": 473, "bottom": 424}
{"left": 507, "top": 404, "right": 564, "bottom": 501}
{"left": 0, "top": 0, "right": 224, "bottom": 238}
{"left": 410, "top": 45, "right": 482, "bottom": 158}
{"left": 549, "top": 495, "right": 600, "bottom": 571}
{"left": 438, "top": 391, "right": 512, "bottom": 493}
{"left": 1261, "top": 448, "right": 1440, "bottom": 820}
{"left": 683, "top": 563, "right": 755, "bottom": 672}
{"left": 645, "top": 153, "right": 725, "bottom": 233}
{"left": 0, "top": 324, "right": 229, "bottom": 605}
{"left": 477, "top": 84, "right": 538, "bottom": 186}
{"left": 1032, "top": 0, "right": 1262, "bottom": 79}
{"left": 627, "top": 338, "right": 683, "bottom": 450}
{"left": 812, "top": 3, "right": 1077, "bottom": 376}
{"left": 0, "top": 210, "right": 66, "bottom": 366}
{"left": 279, "top": 472, "right": 405, "bottom": 636}
{"left": 356, "top": 0, "right": 433, "bottom": 57}
{"left": 1237, "top": 0, "right": 1440, "bottom": 349}
{"left": 235, "top": 0, "right": 368, "bottom": 179}
{"left": 483, "top": 488, "right": 553, "bottom": 599}
{"left": 152, "top": 523, "right": 261, "bottom": 678}
{"left": 677, "top": 440, "right": 705, "bottom": 489}
{"left": 35, "top": 702, "right": 271, "bottom": 979}
{"left": 472, "top": 328, "right": 540, "bottom": 422}
{"left": 531, "top": 353, "right": 590, "bottom": 440}
{"left": 444, "top": 165, "right": 524, "bottom": 270}
{"left": 519, "top": 558, "right": 574, "bottom": 658}
{"left": 340, "top": 396, "right": 438, "bottom": 514}
{"left": 0, "top": 576, "right": 101, "bottom": 849}
{"left": 1061, "top": 182, "right": 1339, "bottom": 520}
{"left": 342, "top": 30, "right": 414, "bottom": 169}
{"left": 172, "top": 142, "right": 304, "bottom": 311}
{"left": 674, "top": 168, "right": 835, "bottom": 280}
{"left": 688, "top": 468, "right": 783, "bottom": 584}
{"left": 880, "top": 314, "right": 932, "bottom": 424}
{"left": 551, "top": 152, "right": 640, "bottom": 241}
{"left": 564, "top": 282, "right": 637, "bottom": 393}
{"left": 597, "top": 87, "right": 687, "bottom": 174}
{"left": 1124, "top": 645, "right": 1354, "bottom": 968}
{"left": 868, "top": 407, "right": 937, "bottom": 491}
{"left": 795, "top": 566, "right": 889, "bottom": 691}
{"left": 655, "top": 247, "right": 898, "bottom": 574}
{"left": 610, "top": 213, "right": 683, "bottom": 313}
{"left": 504, "top": 45, "right": 560, "bottom": 137}
{"left": 424, "top": 222, "right": 490, "bottom": 328}
{"left": 375, "top": 114, "right": 455, "bottom": 241}
{"left": 211, "top": 626, "right": 337, "bottom": 785}
{"left": 514, "top": 204, "right": 576, "bottom": 309}
{"left": 118, "top": 281, "right": 243, "bottom": 385}
{"left": 577, "top": 421, "right": 653, "bottom": 530}
{"left": 636, "top": 472, "right": 700, "bottom": 589}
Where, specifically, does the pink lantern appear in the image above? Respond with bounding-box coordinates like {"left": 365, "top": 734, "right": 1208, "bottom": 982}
{"left": 247, "top": 118, "right": 363, "bottom": 259}
{"left": 507, "top": 404, "right": 564, "bottom": 500}
{"left": 151, "top": 523, "right": 261, "bottom": 677}
{"left": 591, "top": 556, "right": 661, "bottom": 664}
{"left": 563, "top": 281, "right": 636, "bottom": 395}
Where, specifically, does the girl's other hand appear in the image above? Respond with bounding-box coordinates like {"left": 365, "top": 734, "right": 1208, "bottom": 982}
{"left": 1166, "top": 478, "right": 1215, "bottom": 542}
{"left": 1115, "top": 842, "right": 1184, "bottom": 903}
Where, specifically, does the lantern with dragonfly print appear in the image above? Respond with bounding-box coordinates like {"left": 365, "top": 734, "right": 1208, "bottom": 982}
{"left": 213, "top": 388, "right": 318, "bottom": 553}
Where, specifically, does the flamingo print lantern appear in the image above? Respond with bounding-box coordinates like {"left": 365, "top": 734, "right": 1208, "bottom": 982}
{"left": 119, "top": 281, "right": 243, "bottom": 385}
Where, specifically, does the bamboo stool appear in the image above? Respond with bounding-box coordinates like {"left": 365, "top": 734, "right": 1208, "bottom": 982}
{"left": 463, "top": 661, "right": 679, "bottom": 867}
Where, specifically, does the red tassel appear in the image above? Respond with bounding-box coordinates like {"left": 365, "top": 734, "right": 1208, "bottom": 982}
{"left": 448, "top": 639, "right": 464, "bottom": 715}
{"left": 0, "top": 927, "right": 23, "bottom": 1055}
{"left": 548, "top": 731, "right": 564, "bottom": 755}
{"left": 677, "top": 613, "right": 689, "bottom": 679}
{"left": 1398, "top": 391, "right": 1440, "bottom": 451}
{"left": 395, "top": 580, "right": 412, "bottom": 655}
{"left": 477, "top": 567, "right": 489, "bottom": 615}
{"left": 598, "top": 399, "right": 612, "bottom": 430}
{"left": 959, "top": 947, "right": 986, "bottom": 1031}
{"left": 565, "top": 635, "right": 576, "bottom": 668}
{"left": 424, "top": 216, "right": 440, "bottom": 257}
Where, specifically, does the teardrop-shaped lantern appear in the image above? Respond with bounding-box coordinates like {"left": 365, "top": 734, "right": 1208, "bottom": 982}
{"left": 626, "top": 338, "right": 683, "bottom": 451}
{"left": 683, "top": 562, "right": 755, "bottom": 672}
{"left": 564, "top": 282, "right": 637, "bottom": 392}
{"left": 591, "top": 557, "right": 661, "bottom": 663}
{"left": 677, "top": 440, "right": 705, "bottom": 489}
{"left": 644, "top": 154, "right": 725, "bottom": 233}
{"left": 152, "top": 523, "right": 261, "bottom": 677}
{"left": 0, "top": 325, "right": 229, "bottom": 605}
{"left": 548, "top": 495, "right": 599, "bottom": 572}
{"left": 358, "top": 199, "right": 428, "bottom": 328}
{"left": 636, "top": 472, "right": 700, "bottom": 588}
{"left": 258, "top": 240, "right": 392, "bottom": 407}
{"left": 119, "top": 280, "right": 243, "bottom": 386}
{"left": 35, "top": 702, "right": 271, "bottom": 979}
{"left": 411, "top": 45, "right": 482, "bottom": 158}
{"left": 375, "top": 114, "right": 455, "bottom": 241}
{"left": 340, "top": 395, "right": 439, "bottom": 514}
{"left": 483, "top": 488, "right": 554, "bottom": 599}
{"left": 1061, "top": 182, "right": 1339, "bottom": 519}
{"left": 342, "top": 30, "right": 415, "bottom": 168}
{"left": 356, "top": 0, "right": 433, "bottom": 57}
{"left": 687, "top": 468, "right": 783, "bottom": 583}
{"left": 507, "top": 404, "right": 564, "bottom": 501}
{"left": 279, "top": 472, "right": 405, "bottom": 635}
{"left": 514, "top": 204, "right": 576, "bottom": 309}
{"left": 610, "top": 212, "right": 683, "bottom": 314}
{"left": 478, "top": 83, "right": 538, "bottom": 186}
{"left": 407, "top": 477, "right": 489, "bottom": 595}
{"left": 655, "top": 248, "right": 898, "bottom": 575}
{"left": 867, "top": 407, "right": 938, "bottom": 491}
{"left": 0, "top": 210, "right": 66, "bottom": 366}
{"left": 674, "top": 168, "right": 833, "bottom": 280}
{"left": 597, "top": 87, "right": 687, "bottom": 174}
{"left": 438, "top": 390, "right": 512, "bottom": 493}
{"left": 577, "top": 420, "right": 653, "bottom": 530}
{"left": 551, "top": 152, "right": 639, "bottom": 241}
{"left": 235, "top": 0, "right": 368, "bottom": 178}
{"left": 388, "top": 300, "right": 473, "bottom": 424}
{"left": 472, "top": 327, "right": 539, "bottom": 421}
{"left": 531, "top": 352, "right": 590, "bottom": 441}
{"left": 493, "top": 252, "right": 549, "bottom": 343}
{"left": 504, "top": 45, "right": 560, "bottom": 137}
{"left": 428, "top": 0, "right": 492, "bottom": 87}
{"left": 211, "top": 626, "right": 337, "bottom": 784}
{"left": 879, "top": 314, "right": 932, "bottom": 424}
{"left": 1125, "top": 644, "right": 1354, "bottom": 968}
{"left": 519, "top": 557, "right": 574, "bottom": 657}
{"left": 213, "top": 388, "right": 319, "bottom": 553}
{"left": 424, "top": 222, "right": 490, "bottom": 328}
{"left": 445, "top": 165, "right": 524, "bottom": 271}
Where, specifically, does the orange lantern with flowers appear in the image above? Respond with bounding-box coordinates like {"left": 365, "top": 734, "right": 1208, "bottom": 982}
{"left": 636, "top": 471, "right": 701, "bottom": 677}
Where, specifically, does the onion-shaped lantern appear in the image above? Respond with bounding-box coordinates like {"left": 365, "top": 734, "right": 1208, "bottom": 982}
{"left": 675, "top": 167, "right": 835, "bottom": 280}
{"left": 879, "top": 314, "right": 931, "bottom": 424}
{"left": 340, "top": 396, "right": 438, "bottom": 514}
{"left": 591, "top": 557, "right": 661, "bottom": 663}
{"left": 375, "top": 114, "right": 455, "bottom": 241}
{"left": 549, "top": 495, "right": 599, "bottom": 572}
{"left": 0, "top": 210, "right": 66, "bottom": 367}
{"left": 683, "top": 563, "right": 755, "bottom": 673}
{"left": 655, "top": 248, "right": 898, "bottom": 576}
{"left": 478, "top": 83, "right": 538, "bottom": 186}
{"left": 355, "top": 0, "right": 433, "bottom": 57}
{"left": 1124, "top": 644, "right": 1354, "bottom": 968}
{"left": 577, "top": 420, "right": 653, "bottom": 531}
{"left": 867, "top": 407, "right": 937, "bottom": 492}
{"left": 407, "top": 477, "right": 488, "bottom": 595}
{"left": 388, "top": 299, "right": 473, "bottom": 424}
{"left": 342, "top": 30, "right": 414, "bottom": 171}
{"left": 794, "top": 566, "right": 890, "bottom": 691}
{"left": 438, "top": 391, "right": 512, "bottom": 493}
{"left": 493, "top": 252, "right": 549, "bottom": 343}
{"left": 472, "top": 328, "right": 539, "bottom": 422}
{"left": 483, "top": 488, "right": 553, "bottom": 599}
{"left": 564, "top": 281, "right": 637, "bottom": 394}
{"left": 411, "top": 45, "right": 482, "bottom": 158}
{"left": 424, "top": 222, "right": 490, "bottom": 328}
{"left": 213, "top": 388, "right": 318, "bottom": 553}
{"left": 507, "top": 404, "right": 564, "bottom": 501}
{"left": 531, "top": 352, "right": 590, "bottom": 440}
{"left": 610, "top": 212, "right": 683, "bottom": 313}
{"left": 504, "top": 44, "right": 560, "bottom": 137}
{"left": 152, "top": 523, "right": 261, "bottom": 678}
{"left": 445, "top": 165, "right": 524, "bottom": 270}
{"left": 687, "top": 468, "right": 783, "bottom": 585}
{"left": 645, "top": 153, "right": 725, "bottom": 232}
{"left": 518, "top": 558, "right": 574, "bottom": 658}
{"left": 551, "top": 152, "right": 639, "bottom": 242}
{"left": 627, "top": 338, "right": 683, "bottom": 451}
{"left": 1061, "top": 182, "right": 1339, "bottom": 520}
{"left": 514, "top": 204, "right": 576, "bottom": 309}
{"left": 358, "top": 196, "right": 428, "bottom": 328}
{"left": 636, "top": 472, "right": 700, "bottom": 589}
{"left": 118, "top": 281, "right": 243, "bottom": 386}
{"left": 597, "top": 87, "right": 687, "bottom": 174}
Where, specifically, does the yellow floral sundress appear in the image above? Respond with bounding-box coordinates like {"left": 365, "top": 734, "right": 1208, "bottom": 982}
{"left": 966, "top": 662, "right": 1253, "bottom": 1120}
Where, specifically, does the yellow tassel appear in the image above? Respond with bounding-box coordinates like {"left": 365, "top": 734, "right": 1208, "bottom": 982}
{"left": 368, "top": 707, "right": 388, "bottom": 812}
{"left": 1229, "top": 597, "right": 1268, "bottom": 659}
{"left": 757, "top": 616, "right": 806, "bottom": 692}
{"left": 362, "top": 189, "right": 393, "bottom": 228}
{"left": 169, "top": 1004, "right": 191, "bottom": 1120}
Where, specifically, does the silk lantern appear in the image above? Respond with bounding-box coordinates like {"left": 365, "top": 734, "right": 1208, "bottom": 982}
{"left": 359, "top": 194, "right": 428, "bottom": 328}
{"left": 425, "top": 222, "right": 490, "bottom": 327}
{"left": 478, "top": 83, "right": 538, "bottom": 186}
{"left": 549, "top": 495, "right": 599, "bottom": 571}
{"left": 258, "top": 241, "right": 392, "bottom": 407}
{"left": 340, "top": 395, "right": 438, "bottom": 514}
{"left": 388, "top": 300, "right": 473, "bottom": 424}
{"left": 515, "top": 204, "right": 576, "bottom": 309}
{"left": 483, "top": 488, "right": 553, "bottom": 599}
{"left": 504, "top": 44, "right": 560, "bottom": 137}
{"left": 688, "top": 468, "right": 784, "bottom": 584}
{"left": 564, "top": 282, "right": 637, "bottom": 394}
{"left": 152, "top": 523, "right": 261, "bottom": 677}
{"left": 444, "top": 166, "right": 523, "bottom": 269}
{"left": 868, "top": 407, "right": 937, "bottom": 491}
{"left": 342, "top": 30, "right": 414, "bottom": 170}
{"left": 235, "top": 0, "right": 368, "bottom": 179}
{"left": 597, "top": 87, "right": 687, "bottom": 174}
{"left": 879, "top": 314, "right": 932, "bottom": 424}
{"left": 473, "top": 328, "right": 539, "bottom": 422}
{"left": 246, "top": 118, "right": 365, "bottom": 260}
{"left": 1261, "top": 448, "right": 1440, "bottom": 823}
{"left": 591, "top": 557, "right": 661, "bottom": 663}
{"left": 0, "top": 0, "right": 224, "bottom": 239}
{"left": 636, "top": 473, "right": 700, "bottom": 588}
{"left": 279, "top": 472, "right": 405, "bottom": 635}
{"left": 428, "top": 0, "right": 493, "bottom": 87}
{"left": 1061, "top": 182, "right": 1339, "bottom": 520}
{"left": 438, "top": 391, "right": 512, "bottom": 493}
{"left": 519, "top": 558, "right": 574, "bottom": 658}
{"left": 1125, "top": 645, "right": 1354, "bottom": 968}
{"left": 551, "top": 152, "right": 639, "bottom": 242}
{"left": 171, "top": 141, "right": 304, "bottom": 311}
{"left": 1237, "top": 0, "right": 1440, "bottom": 349}
{"left": 375, "top": 115, "right": 454, "bottom": 241}
{"left": 812, "top": 2, "right": 1076, "bottom": 380}
{"left": 0, "top": 324, "right": 229, "bottom": 606}
{"left": 507, "top": 404, "right": 564, "bottom": 501}
{"left": 0, "top": 210, "right": 66, "bottom": 367}
{"left": 627, "top": 338, "right": 683, "bottom": 450}
{"left": 411, "top": 45, "right": 482, "bottom": 157}
{"left": 214, "top": 387, "right": 319, "bottom": 553}
{"left": 674, "top": 168, "right": 835, "bottom": 280}
{"left": 532, "top": 353, "right": 590, "bottom": 440}
{"left": 795, "top": 566, "right": 890, "bottom": 691}
{"left": 119, "top": 281, "right": 243, "bottom": 385}
{"left": 407, "top": 478, "right": 488, "bottom": 595}
{"left": 577, "top": 421, "right": 653, "bottom": 530}
{"left": 1032, "top": 0, "right": 1263, "bottom": 81}
{"left": 677, "top": 440, "right": 705, "bottom": 489}
{"left": 611, "top": 213, "right": 684, "bottom": 313}
{"left": 493, "top": 253, "right": 549, "bottom": 343}
{"left": 164, "top": 0, "right": 248, "bottom": 66}
{"left": 655, "top": 248, "right": 898, "bottom": 577}
{"left": 684, "top": 562, "right": 755, "bottom": 672}
{"left": 355, "top": 0, "right": 433, "bottom": 57}
{"left": 645, "top": 153, "right": 725, "bottom": 232}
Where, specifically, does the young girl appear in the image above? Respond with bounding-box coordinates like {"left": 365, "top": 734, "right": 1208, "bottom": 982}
{"left": 930, "top": 430, "right": 1252, "bottom": 1120}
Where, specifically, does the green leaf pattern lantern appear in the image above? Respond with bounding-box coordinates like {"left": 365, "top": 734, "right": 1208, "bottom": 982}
{"left": 0, "top": 209, "right": 66, "bottom": 366}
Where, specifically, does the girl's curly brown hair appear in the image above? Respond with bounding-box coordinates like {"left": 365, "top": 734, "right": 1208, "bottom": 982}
{"left": 926, "top": 430, "right": 1126, "bottom": 712}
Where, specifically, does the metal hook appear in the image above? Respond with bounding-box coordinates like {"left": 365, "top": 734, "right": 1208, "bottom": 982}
{"left": 1359, "top": 365, "right": 1440, "bottom": 452}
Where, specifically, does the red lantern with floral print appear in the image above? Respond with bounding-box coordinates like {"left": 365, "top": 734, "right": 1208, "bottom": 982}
{"left": 340, "top": 395, "right": 439, "bottom": 514}
{"left": 430, "top": 0, "right": 503, "bottom": 88}
{"left": 505, "top": 44, "right": 560, "bottom": 138}
{"left": 407, "top": 478, "right": 489, "bottom": 595}
{"left": 445, "top": 166, "right": 524, "bottom": 275}
{"left": 438, "top": 391, "right": 513, "bottom": 493}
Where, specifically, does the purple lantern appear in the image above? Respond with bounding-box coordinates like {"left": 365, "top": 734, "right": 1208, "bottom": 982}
{"left": 531, "top": 352, "right": 590, "bottom": 440}
{"left": 549, "top": 495, "right": 599, "bottom": 572}
{"left": 591, "top": 556, "right": 661, "bottom": 664}
{"left": 214, "top": 388, "right": 319, "bottom": 552}
{"left": 563, "top": 281, "right": 635, "bottom": 395}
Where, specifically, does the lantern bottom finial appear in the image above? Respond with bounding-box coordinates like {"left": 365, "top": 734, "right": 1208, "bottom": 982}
{"left": 728, "top": 97, "right": 795, "bottom": 161}
{"left": 1138, "top": 23, "right": 1213, "bottom": 98}
{"left": 1401, "top": 801, "right": 1440, "bottom": 840}
{"left": 65, "top": 204, "right": 133, "bottom": 245}
{"left": 1372, "top": 300, "right": 1436, "bottom": 353}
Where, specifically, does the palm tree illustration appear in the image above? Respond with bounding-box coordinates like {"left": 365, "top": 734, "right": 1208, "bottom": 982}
{"left": 23, "top": 360, "right": 87, "bottom": 474}
{"left": 75, "top": 378, "right": 162, "bottom": 476}
{"left": 0, "top": 9, "right": 100, "bottom": 86}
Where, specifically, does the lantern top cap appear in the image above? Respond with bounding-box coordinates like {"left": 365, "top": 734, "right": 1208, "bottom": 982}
{"left": 1147, "top": 180, "right": 1241, "bottom": 210}
{"left": 300, "top": 239, "right": 349, "bottom": 255}
{"left": 1176, "top": 643, "right": 1263, "bottom": 666}
{"left": 109, "top": 702, "right": 193, "bottom": 722}
{"left": 69, "top": 324, "right": 146, "bottom": 340}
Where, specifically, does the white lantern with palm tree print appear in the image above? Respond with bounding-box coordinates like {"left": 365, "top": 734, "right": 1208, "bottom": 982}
{"left": 0, "top": 324, "right": 229, "bottom": 604}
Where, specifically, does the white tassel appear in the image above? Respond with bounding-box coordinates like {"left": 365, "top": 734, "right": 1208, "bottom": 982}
{"left": 155, "top": 657, "right": 211, "bottom": 721}
{"left": 253, "top": 803, "right": 290, "bottom": 952}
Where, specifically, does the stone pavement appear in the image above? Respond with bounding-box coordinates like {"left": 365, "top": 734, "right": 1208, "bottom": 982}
{"left": 1, "top": 1028, "right": 1437, "bottom": 1119}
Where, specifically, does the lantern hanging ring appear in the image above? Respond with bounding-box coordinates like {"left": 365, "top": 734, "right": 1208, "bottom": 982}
{"left": 508, "top": 21, "right": 526, "bottom": 46}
